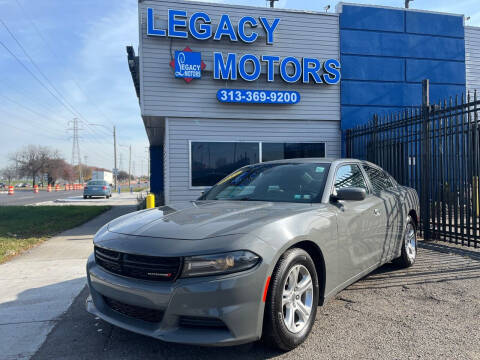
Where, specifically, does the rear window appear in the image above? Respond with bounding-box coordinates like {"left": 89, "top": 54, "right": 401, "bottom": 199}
{"left": 88, "top": 181, "right": 107, "bottom": 186}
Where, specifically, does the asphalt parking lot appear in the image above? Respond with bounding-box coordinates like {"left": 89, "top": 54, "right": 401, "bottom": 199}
{"left": 0, "top": 189, "right": 82, "bottom": 206}
{"left": 32, "top": 241, "right": 480, "bottom": 360}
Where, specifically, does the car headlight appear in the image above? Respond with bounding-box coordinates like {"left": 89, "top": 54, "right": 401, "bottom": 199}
{"left": 181, "top": 250, "right": 261, "bottom": 278}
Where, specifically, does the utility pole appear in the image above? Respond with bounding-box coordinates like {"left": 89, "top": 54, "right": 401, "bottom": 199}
{"left": 128, "top": 145, "right": 132, "bottom": 188}
{"left": 68, "top": 118, "right": 83, "bottom": 184}
{"left": 113, "top": 125, "right": 118, "bottom": 190}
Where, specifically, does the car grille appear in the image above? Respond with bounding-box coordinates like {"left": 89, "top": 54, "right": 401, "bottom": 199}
{"left": 179, "top": 316, "right": 228, "bottom": 329}
{"left": 94, "top": 246, "right": 181, "bottom": 281}
{"left": 103, "top": 296, "right": 164, "bottom": 323}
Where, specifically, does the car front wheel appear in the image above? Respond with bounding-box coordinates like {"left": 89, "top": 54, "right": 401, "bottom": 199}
{"left": 263, "top": 248, "right": 319, "bottom": 351}
{"left": 394, "top": 216, "right": 417, "bottom": 268}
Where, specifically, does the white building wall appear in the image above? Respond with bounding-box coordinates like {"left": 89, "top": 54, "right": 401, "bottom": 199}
{"left": 165, "top": 117, "right": 341, "bottom": 203}
{"left": 466, "top": 26, "right": 480, "bottom": 93}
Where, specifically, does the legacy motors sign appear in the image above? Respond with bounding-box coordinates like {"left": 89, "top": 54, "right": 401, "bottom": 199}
{"left": 147, "top": 8, "right": 341, "bottom": 103}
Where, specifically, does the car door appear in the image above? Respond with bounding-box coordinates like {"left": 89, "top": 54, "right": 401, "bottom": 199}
{"left": 331, "top": 163, "right": 385, "bottom": 285}
{"left": 362, "top": 164, "right": 400, "bottom": 263}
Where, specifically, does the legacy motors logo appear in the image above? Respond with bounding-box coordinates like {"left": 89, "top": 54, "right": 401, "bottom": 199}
{"left": 169, "top": 46, "right": 206, "bottom": 83}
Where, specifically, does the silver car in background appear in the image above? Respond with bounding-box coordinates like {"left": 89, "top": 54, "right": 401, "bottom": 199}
{"left": 83, "top": 180, "right": 112, "bottom": 199}
{"left": 86, "top": 158, "right": 419, "bottom": 350}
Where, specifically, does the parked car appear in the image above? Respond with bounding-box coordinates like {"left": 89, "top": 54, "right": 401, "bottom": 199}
{"left": 83, "top": 180, "right": 112, "bottom": 199}
{"left": 86, "top": 158, "right": 419, "bottom": 350}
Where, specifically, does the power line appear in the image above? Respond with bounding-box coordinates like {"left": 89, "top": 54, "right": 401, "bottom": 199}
{"left": 14, "top": 0, "right": 116, "bottom": 129}
{"left": 0, "top": 17, "right": 113, "bottom": 141}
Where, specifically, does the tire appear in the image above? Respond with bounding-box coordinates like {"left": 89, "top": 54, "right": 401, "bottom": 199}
{"left": 393, "top": 216, "right": 417, "bottom": 268}
{"left": 83, "top": 195, "right": 87, "bottom": 199}
{"left": 263, "top": 248, "right": 319, "bottom": 351}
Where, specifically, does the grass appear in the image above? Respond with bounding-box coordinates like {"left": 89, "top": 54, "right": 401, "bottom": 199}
{"left": 118, "top": 186, "right": 148, "bottom": 193}
{"left": 0, "top": 205, "right": 110, "bottom": 264}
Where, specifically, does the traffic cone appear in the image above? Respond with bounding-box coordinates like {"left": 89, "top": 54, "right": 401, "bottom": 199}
{"left": 33, "top": 185, "right": 39, "bottom": 194}
{"left": 8, "top": 185, "right": 14, "bottom": 195}
{"left": 55, "top": 184, "right": 60, "bottom": 191}
{"left": 47, "top": 184, "right": 52, "bottom": 192}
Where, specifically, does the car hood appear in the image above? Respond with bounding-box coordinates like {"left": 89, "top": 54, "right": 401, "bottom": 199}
{"left": 107, "top": 200, "right": 319, "bottom": 240}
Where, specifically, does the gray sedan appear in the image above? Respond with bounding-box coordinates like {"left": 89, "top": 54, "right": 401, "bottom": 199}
{"left": 86, "top": 158, "right": 419, "bottom": 350}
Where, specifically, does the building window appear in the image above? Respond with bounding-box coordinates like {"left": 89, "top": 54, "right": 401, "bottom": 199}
{"left": 191, "top": 142, "right": 259, "bottom": 187}
{"left": 262, "top": 143, "right": 325, "bottom": 162}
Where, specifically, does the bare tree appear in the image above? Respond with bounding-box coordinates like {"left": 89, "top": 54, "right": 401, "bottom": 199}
{"left": 11, "top": 145, "right": 56, "bottom": 186}
{"left": 45, "top": 158, "right": 74, "bottom": 185}
{"left": 1, "top": 165, "right": 17, "bottom": 186}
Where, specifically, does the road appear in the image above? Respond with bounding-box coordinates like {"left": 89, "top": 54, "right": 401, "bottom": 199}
{"left": 32, "top": 242, "right": 480, "bottom": 360}
{"left": 0, "top": 189, "right": 82, "bottom": 206}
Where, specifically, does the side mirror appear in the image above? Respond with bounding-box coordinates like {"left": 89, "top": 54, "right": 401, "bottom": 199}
{"left": 331, "top": 187, "right": 366, "bottom": 202}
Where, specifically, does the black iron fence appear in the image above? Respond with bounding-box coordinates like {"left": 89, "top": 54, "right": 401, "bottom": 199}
{"left": 345, "top": 89, "right": 480, "bottom": 248}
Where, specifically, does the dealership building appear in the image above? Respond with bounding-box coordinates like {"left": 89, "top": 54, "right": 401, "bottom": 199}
{"left": 128, "top": 0, "right": 480, "bottom": 204}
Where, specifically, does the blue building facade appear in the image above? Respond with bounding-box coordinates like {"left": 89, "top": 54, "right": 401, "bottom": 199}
{"left": 339, "top": 4, "right": 466, "bottom": 130}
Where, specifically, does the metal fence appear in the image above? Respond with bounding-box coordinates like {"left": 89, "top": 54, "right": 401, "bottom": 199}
{"left": 345, "top": 89, "right": 480, "bottom": 248}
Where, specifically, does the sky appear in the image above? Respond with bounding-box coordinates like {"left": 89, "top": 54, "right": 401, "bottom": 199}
{"left": 0, "top": 0, "right": 479, "bottom": 174}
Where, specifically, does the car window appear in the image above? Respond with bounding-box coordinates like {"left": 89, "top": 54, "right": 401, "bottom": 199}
{"left": 363, "top": 165, "right": 394, "bottom": 193}
{"left": 88, "top": 181, "right": 107, "bottom": 186}
{"left": 201, "top": 162, "right": 330, "bottom": 203}
{"left": 334, "top": 164, "right": 368, "bottom": 192}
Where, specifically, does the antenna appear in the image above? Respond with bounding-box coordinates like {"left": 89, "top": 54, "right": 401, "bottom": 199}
{"left": 267, "top": 0, "right": 278, "bottom": 8}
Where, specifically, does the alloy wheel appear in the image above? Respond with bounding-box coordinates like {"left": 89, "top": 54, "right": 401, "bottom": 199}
{"left": 281, "top": 264, "right": 314, "bottom": 333}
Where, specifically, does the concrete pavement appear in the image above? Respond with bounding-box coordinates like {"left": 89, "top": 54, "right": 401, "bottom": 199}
{"left": 0, "top": 204, "right": 137, "bottom": 360}
{"left": 34, "top": 192, "right": 144, "bottom": 206}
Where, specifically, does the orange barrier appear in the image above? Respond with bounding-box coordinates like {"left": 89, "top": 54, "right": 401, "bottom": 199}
{"left": 64, "top": 184, "right": 68, "bottom": 191}
{"left": 33, "top": 185, "right": 39, "bottom": 194}
{"left": 8, "top": 185, "right": 14, "bottom": 195}
{"left": 67, "top": 184, "right": 71, "bottom": 191}
{"left": 55, "top": 184, "right": 60, "bottom": 191}
{"left": 47, "top": 184, "right": 52, "bottom": 192}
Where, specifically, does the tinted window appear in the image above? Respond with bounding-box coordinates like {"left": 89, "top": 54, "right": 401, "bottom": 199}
{"left": 88, "top": 181, "right": 107, "bottom": 186}
{"left": 191, "top": 142, "right": 259, "bottom": 187}
{"left": 262, "top": 143, "right": 325, "bottom": 162}
{"left": 363, "top": 165, "right": 394, "bottom": 193}
{"left": 202, "top": 163, "right": 329, "bottom": 203}
{"left": 334, "top": 164, "right": 368, "bottom": 192}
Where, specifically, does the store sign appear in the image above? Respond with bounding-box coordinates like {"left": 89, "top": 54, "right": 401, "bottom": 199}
{"left": 169, "top": 47, "right": 206, "bottom": 82}
{"left": 147, "top": 8, "right": 341, "bottom": 102}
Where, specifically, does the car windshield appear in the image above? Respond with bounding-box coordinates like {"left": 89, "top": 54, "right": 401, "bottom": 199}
{"left": 200, "top": 162, "right": 330, "bottom": 203}
{"left": 88, "top": 181, "right": 106, "bottom": 186}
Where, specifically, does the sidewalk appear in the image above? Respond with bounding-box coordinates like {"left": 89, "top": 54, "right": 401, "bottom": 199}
{"left": 0, "top": 205, "right": 136, "bottom": 360}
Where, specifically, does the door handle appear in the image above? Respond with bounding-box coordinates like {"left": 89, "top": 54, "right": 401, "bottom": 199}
{"left": 374, "top": 209, "right": 381, "bottom": 216}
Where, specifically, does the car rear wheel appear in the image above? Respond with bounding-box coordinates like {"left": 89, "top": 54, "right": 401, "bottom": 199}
{"left": 394, "top": 216, "right": 417, "bottom": 268}
{"left": 83, "top": 195, "right": 87, "bottom": 199}
{"left": 263, "top": 248, "right": 318, "bottom": 351}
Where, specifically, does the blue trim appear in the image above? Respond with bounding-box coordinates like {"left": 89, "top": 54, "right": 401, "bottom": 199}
{"left": 150, "top": 145, "right": 164, "bottom": 200}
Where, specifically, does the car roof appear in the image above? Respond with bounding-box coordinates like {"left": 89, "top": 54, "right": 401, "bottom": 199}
{"left": 258, "top": 158, "right": 362, "bottom": 165}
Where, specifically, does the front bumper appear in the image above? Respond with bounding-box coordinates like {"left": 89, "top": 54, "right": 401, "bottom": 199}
{"left": 86, "top": 254, "right": 267, "bottom": 346}
{"left": 84, "top": 189, "right": 110, "bottom": 196}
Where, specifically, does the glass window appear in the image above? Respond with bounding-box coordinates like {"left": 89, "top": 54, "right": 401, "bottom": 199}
{"left": 88, "top": 181, "right": 107, "bottom": 186}
{"left": 201, "top": 162, "right": 330, "bottom": 203}
{"left": 363, "top": 165, "right": 394, "bottom": 193}
{"left": 191, "top": 142, "right": 259, "bottom": 187}
{"left": 334, "top": 164, "right": 368, "bottom": 192}
{"left": 262, "top": 143, "right": 325, "bottom": 162}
